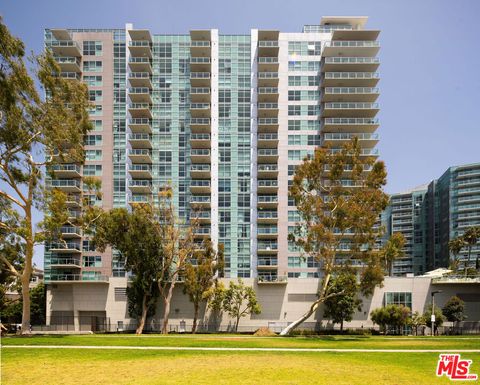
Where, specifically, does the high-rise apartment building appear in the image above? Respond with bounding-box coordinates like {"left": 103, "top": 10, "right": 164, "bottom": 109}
{"left": 43, "top": 17, "right": 381, "bottom": 325}
{"left": 385, "top": 163, "right": 480, "bottom": 276}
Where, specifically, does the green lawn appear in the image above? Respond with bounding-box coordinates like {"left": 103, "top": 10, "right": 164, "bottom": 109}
{"left": 2, "top": 335, "right": 479, "bottom": 384}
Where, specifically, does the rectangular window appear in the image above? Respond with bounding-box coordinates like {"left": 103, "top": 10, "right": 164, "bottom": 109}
{"left": 88, "top": 90, "right": 102, "bottom": 102}
{"left": 90, "top": 120, "right": 103, "bottom": 131}
{"left": 84, "top": 134, "right": 102, "bottom": 146}
{"left": 83, "top": 60, "right": 103, "bottom": 72}
{"left": 83, "top": 164, "right": 102, "bottom": 176}
{"left": 83, "top": 76, "right": 102, "bottom": 87}
{"left": 83, "top": 255, "right": 102, "bottom": 267}
{"left": 83, "top": 41, "right": 103, "bottom": 56}
{"left": 85, "top": 150, "right": 102, "bottom": 161}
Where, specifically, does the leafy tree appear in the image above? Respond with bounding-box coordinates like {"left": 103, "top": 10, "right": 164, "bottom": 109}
{"left": 0, "top": 282, "right": 45, "bottom": 326}
{"left": 370, "top": 304, "right": 411, "bottom": 334}
{"left": 222, "top": 279, "right": 261, "bottom": 332}
{"left": 205, "top": 280, "right": 226, "bottom": 331}
{"left": 409, "top": 311, "right": 426, "bottom": 336}
{"left": 183, "top": 240, "right": 224, "bottom": 333}
{"left": 323, "top": 270, "right": 362, "bottom": 331}
{"left": 382, "top": 232, "right": 405, "bottom": 276}
{"left": 155, "top": 189, "right": 198, "bottom": 334}
{"left": 423, "top": 305, "right": 445, "bottom": 334}
{"left": 94, "top": 205, "right": 162, "bottom": 334}
{"left": 0, "top": 18, "right": 92, "bottom": 333}
{"left": 281, "top": 138, "right": 389, "bottom": 335}
{"left": 442, "top": 296, "right": 466, "bottom": 326}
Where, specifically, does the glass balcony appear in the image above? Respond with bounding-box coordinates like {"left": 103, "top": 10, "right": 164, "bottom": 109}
{"left": 258, "top": 210, "right": 278, "bottom": 223}
{"left": 49, "top": 179, "right": 81, "bottom": 192}
{"left": 257, "top": 195, "right": 278, "bottom": 208}
{"left": 128, "top": 40, "right": 152, "bottom": 58}
{"left": 129, "top": 164, "right": 152, "bottom": 179}
{"left": 322, "top": 56, "right": 380, "bottom": 72}
{"left": 257, "top": 242, "right": 278, "bottom": 253}
{"left": 323, "top": 40, "right": 380, "bottom": 56}
{"left": 190, "top": 40, "right": 211, "bottom": 57}
{"left": 128, "top": 57, "right": 152, "bottom": 73}
{"left": 258, "top": 57, "right": 279, "bottom": 71}
{"left": 128, "top": 72, "right": 152, "bottom": 88}
{"left": 257, "top": 133, "right": 278, "bottom": 148}
{"left": 257, "top": 164, "right": 278, "bottom": 178}
{"left": 258, "top": 71, "right": 279, "bottom": 86}
{"left": 190, "top": 149, "right": 211, "bottom": 163}
{"left": 257, "top": 274, "right": 287, "bottom": 284}
{"left": 257, "top": 149, "right": 278, "bottom": 163}
{"left": 322, "top": 87, "right": 379, "bottom": 102}
{"left": 190, "top": 118, "right": 211, "bottom": 133}
{"left": 129, "top": 180, "right": 152, "bottom": 193}
{"left": 129, "top": 133, "right": 152, "bottom": 149}
{"left": 190, "top": 133, "right": 211, "bottom": 149}
{"left": 321, "top": 102, "right": 379, "bottom": 118}
{"left": 257, "top": 117, "right": 279, "bottom": 133}
{"left": 128, "top": 103, "right": 152, "bottom": 119}
{"left": 322, "top": 118, "right": 379, "bottom": 132}
{"left": 128, "top": 149, "right": 152, "bottom": 164}
{"left": 190, "top": 195, "right": 211, "bottom": 208}
{"left": 49, "top": 257, "right": 81, "bottom": 268}
{"left": 257, "top": 258, "right": 278, "bottom": 268}
{"left": 48, "top": 40, "right": 81, "bottom": 57}
{"left": 48, "top": 274, "right": 109, "bottom": 283}
{"left": 190, "top": 103, "right": 211, "bottom": 118}
{"left": 129, "top": 118, "right": 152, "bottom": 134}
{"left": 60, "top": 226, "right": 82, "bottom": 238}
{"left": 128, "top": 195, "right": 151, "bottom": 206}
{"left": 190, "top": 164, "right": 211, "bottom": 179}
{"left": 257, "top": 179, "right": 279, "bottom": 193}
{"left": 192, "top": 211, "right": 211, "bottom": 223}
{"left": 54, "top": 56, "right": 81, "bottom": 72}
{"left": 128, "top": 87, "right": 152, "bottom": 103}
{"left": 194, "top": 227, "right": 211, "bottom": 238}
{"left": 257, "top": 226, "right": 278, "bottom": 238}
{"left": 50, "top": 164, "right": 81, "bottom": 178}
{"left": 323, "top": 132, "right": 379, "bottom": 145}
{"left": 49, "top": 242, "right": 81, "bottom": 253}
{"left": 190, "top": 87, "right": 211, "bottom": 102}
{"left": 59, "top": 72, "right": 80, "bottom": 81}
{"left": 190, "top": 180, "right": 211, "bottom": 193}
{"left": 190, "top": 72, "right": 211, "bottom": 86}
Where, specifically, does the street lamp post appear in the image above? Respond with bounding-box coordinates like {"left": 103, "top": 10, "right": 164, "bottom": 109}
{"left": 431, "top": 290, "right": 442, "bottom": 336}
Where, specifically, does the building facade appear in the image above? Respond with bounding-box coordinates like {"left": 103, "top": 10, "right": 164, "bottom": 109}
{"left": 385, "top": 163, "right": 480, "bottom": 276}
{"left": 44, "top": 16, "right": 380, "bottom": 283}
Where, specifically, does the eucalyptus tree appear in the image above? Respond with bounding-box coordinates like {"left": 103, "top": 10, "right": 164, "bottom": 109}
{"left": 0, "top": 18, "right": 91, "bottom": 333}
{"left": 280, "top": 138, "right": 388, "bottom": 335}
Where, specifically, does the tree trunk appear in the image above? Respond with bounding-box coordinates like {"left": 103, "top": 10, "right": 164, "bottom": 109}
{"left": 161, "top": 276, "right": 177, "bottom": 334}
{"left": 280, "top": 273, "right": 330, "bottom": 336}
{"left": 192, "top": 303, "right": 199, "bottom": 333}
{"left": 135, "top": 294, "right": 148, "bottom": 335}
{"left": 465, "top": 246, "right": 472, "bottom": 277}
{"left": 20, "top": 222, "right": 34, "bottom": 334}
{"left": 340, "top": 319, "right": 344, "bottom": 332}
{"left": 235, "top": 315, "right": 240, "bottom": 333}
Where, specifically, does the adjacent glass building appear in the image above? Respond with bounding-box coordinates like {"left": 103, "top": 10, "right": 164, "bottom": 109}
{"left": 385, "top": 163, "right": 480, "bottom": 276}
{"left": 44, "top": 16, "right": 381, "bottom": 285}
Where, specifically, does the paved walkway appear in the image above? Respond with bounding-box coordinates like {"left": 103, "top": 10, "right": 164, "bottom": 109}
{"left": 3, "top": 345, "right": 480, "bottom": 353}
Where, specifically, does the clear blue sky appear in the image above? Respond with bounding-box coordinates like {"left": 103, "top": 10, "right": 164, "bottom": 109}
{"left": 2, "top": 0, "right": 479, "bottom": 265}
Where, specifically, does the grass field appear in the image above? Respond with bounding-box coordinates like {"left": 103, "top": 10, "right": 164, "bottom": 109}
{"left": 2, "top": 335, "right": 479, "bottom": 384}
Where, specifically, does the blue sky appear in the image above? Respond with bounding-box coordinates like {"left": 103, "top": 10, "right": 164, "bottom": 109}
{"left": 2, "top": 0, "right": 479, "bottom": 265}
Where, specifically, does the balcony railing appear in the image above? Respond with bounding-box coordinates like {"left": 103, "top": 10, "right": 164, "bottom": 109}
{"left": 324, "top": 72, "right": 379, "bottom": 80}
{"left": 258, "top": 165, "right": 278, "bottom": 172}
{"left": 324, "top": 133, "right": 379, "bottom": 140}
{"left": 324, "top": 57, "right": 380, "bottom": 65}
{"left": 258, "top": 57, "right": 278, "bottom": 64}
{"left": 49, "top": 179, "right": 81, "bottom": 188}
{"left": 325, "top": 41, "right": 380, "bottom": 48}
{"left": 432, "top": 275, "right": 480, "bottom": 284}
{"left": 48, "top": 274, "right": 109, "bottom": 283}
{"left": 258, "top": 180, "right": 278, "bottom": 187}
{"left": 257, "top": 196, "right": 278, "bottom": 204}
{"left": 257, "top": 274, "right": 288, "bottom": 283}
{"left": 324, "top": 87, "right": 379, "bottom": 95}
{"left": 257, "top": 226, "right": 278, "bottom": 235}
{"left": 324, "top": 118, "right": 379, "bottom": 125}
{"left": 258, "top": 41, "right": 278, "bottom": 47}
{"left": 258, "top": 211, "right": 278, "bottom": 219}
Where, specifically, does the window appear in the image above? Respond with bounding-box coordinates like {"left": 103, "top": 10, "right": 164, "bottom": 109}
{"left": 84, "top": 76, "right": 102, "bottom": 87}
{"left": 90, "top": 120, "right": 103, "bottom": 131}
{"left": 288, "top": 105, "right": 301, "bottom": 116}
{"left": 83, "top": 164, "right": 102, "bottom": 176}
{"left": 88, "top": 90, "right": 102, "bottom": 102}
{"left": 83, "top": 255, "right": 102, "bottom": 267}
{"left": 385, "top": 292, "right": 412, "bottom": 309}
{"left": 84, "top": 135, "right": 102, "bottom": 146}
{"left": 288, "top": 91, "right": 301, "bottom": 101}
{"left": 82, "top": 240, "right": 95, "bottom": 252}
{"left": 85, "top": 150, "right": 102, "bottom": 161}
{"left": 83, "top": 61, "right": 102, "bottom": 72}
{"left": 288, "top": 210, "right": 301, "bottom": 222}
{"left": 83, "top": 41, "right": 102, "bottom": 56}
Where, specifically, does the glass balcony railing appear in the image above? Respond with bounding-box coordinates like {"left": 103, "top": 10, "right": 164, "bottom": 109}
{"left": 191, "top": 149, "right": 210, "bottom": 156}
{"left": 257, "top": 196, "right": 278, "bottom": 204}
{"left": 55, "top": 56, "right": 81, "bottom": 66}
{"left": 258, "top": 72, "right": 279, "bottom": 78}
{"left": 258, "top": 87, "right": 278, "bottom": 94}
{"left": 49, "top": 242, "right": 81, "bottom": 251}
{"left": 190, "top": 196, "right": 211, "bottom": 204}
{"left": 190, "top": 87, "right": 210, "bottom": 94}
{"left": 324, "top": 133, "right": 379, "bottom": 140}
{"left": 49, "top": 258, "right": 81, "bottom": 266}
{"left": 258, "top": 242, "right": 278, "bottom": 250}
{"left": 258, "top": 149, "right": 278, "bottom": 156}
{"left": 129, "top": 149, "right": 152, "bottom": 156}
{"left": 325, "top": 41, "right": 380, "bottom": 48}
{"left": 190, "top": 72, "right": 211, "bottom": 79}
{"left": 324, "top": 87, "right": 379, "bottom": 94}
{"left": 323, "top": 102, "right": 379, "bottom": 110}
{"left": 60, "top": 72, "right": 81, "bottom": 80}
{"left": 129, "top": 118, "right": 152, "bottom": 125}
{"left": 258, "top": 180, "right": 278, "bottom": 188}
{"left": 258, "top": 118, "right": 278, "bottom": 125}
{"left": 129, "top": 40, "right": 151, "bottom": 47}
{"left": 48, "top": 40, "right": 81, "bottom": 49}
{"left": 130, "top": 164, "right": 152, "bottom": 172}
{"left": 49, "top": 179, "right": 80, "bottom": 188}
{"left": 258, "top": 41, "right": 278, "bottom": 47}
{"left": 257, "top": 258, "right": 278, "bottom": 266}
{"left": 258, "top": 103, "right": 278, "bottom": 109}
{"left": 324, "top": 118, "right": 379, "bottom": 125}
{"left": 258, "top": 164, "right": 278, "bottom": 172}
{"left": 258, "top": 211, "right": 278, "bottom": 219}
{"left": 130, "top": 195, "right": 150, "bottom": 203}
{"left": 48, "top": 274, "right": 109, "bottom": 282}
{"left": 51, "top": 164, "right": 81, "bottom": 173}
{"left": 324, "top": 57, "right": 380, "bottom": 65}
{"left": 129, "top": 87, "right": 151, "bottom": 94}
{"left": 60, "top": 226, "right": 81, "bottom": 235}
{"left": 190, "top": 103, "right": 210, "bottom": 110}
{"left": 129, "top": 133, "right": 152, "bottom": 141}
{"left": 190, "top": 118, "right": 210, "bottom": 125}
{"left": 129, "top": 103, "right": 151, "bottom": 110}
{"left": 190, "top": 164, "right": 211, "bottom": 172}
{"left": 129, "top": 180, "right": 152, "bottom": 188}
{"left": 195, "top": 227, "right": 211, "bottom": 235}
{"left": 258, "top": 57, "right": 278, "bottom": 64}
{"left": 129, "top": 72, "right": 151, "bottom": 79}
{"left": 257, "top": 226, "right": 278, "bottom": 235}
{"left": 190, "top": 57, "right": 211, "bottom": 64}
{"left": 129, "top": 57, "right": 151, "bottom": 64}
{"left": 191, "top": 133, "right": 211, "bottom": 140}
{"left": 257, "top": 274, "right": 287, "bottom": 283}
{"left": 191, "top": 41, "right": 210, "bottom": 47}
{"left": 258, "top": 133, "right": 278, "bottom": 141}
{"left": 191, "top": 180, "right": 211, "bottom": 188}
{"left": 324, "top": 72, "right": 379, "bottom": 80}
